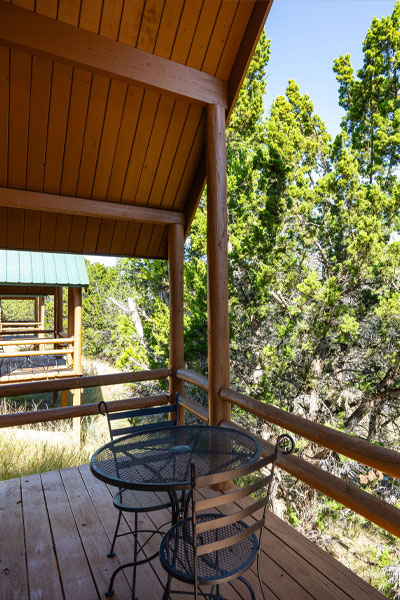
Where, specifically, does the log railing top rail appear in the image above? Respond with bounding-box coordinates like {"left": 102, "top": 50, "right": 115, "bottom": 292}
{"left": 0, "top": 368, "right": 170, "bottom": 397}
{"left": 0, "top": 394, "right": 169, "bottom": 428}
{"left": 221, "top": 419, "right": 400, "bottom": 539}
{"left": 220, "top": 387, "right": 400, "bottom": 480}
{"left": 0, "top": 337, "right": 74, "bottom": 346}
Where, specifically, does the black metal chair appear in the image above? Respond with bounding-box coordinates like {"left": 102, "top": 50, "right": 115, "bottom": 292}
{"left": 98, "top": 393, "right": 181, "bottom": 598}
{"left": 159, "top": 433, "right": 295, "bottom": 600}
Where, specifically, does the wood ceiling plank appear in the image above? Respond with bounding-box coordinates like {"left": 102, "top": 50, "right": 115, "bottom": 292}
{"left": 135, "top": 95, "right": 175, "bottom": 205}
{"left": 216, "top": 1, "right": 254, "bottom": 80}
{"left": 12, "top": 0, "right": 34, "bottom": 9}
{"left": 186, "top": 0, "right": 221, "bottom": 71}
{"left": 0, "top": 46, "right": 9, "bottom": 187}
{"left": 82, "top": 216, "right": 101, "bottom": 253}
{"left": 143, "top": 98, "right": 190, "bottom": 252}
{"left": 0, "top": 207, "right": 7, "bottom": 247}
{"left": 161, "top": 104, "right": 203, "bottom": 209}
{"left": 153, "top": 0, "right": 184, "bottom": 59}
{"left": 201, "top": 0, "right": 238, "bottom": 76}
{"left": 137, "top": 0, "right": 164, "bottom": 53}
{"left": 7, "top": 208, "right": 24, "bottom": 249}
{"left": 58, "top": 0, "right": 80, "bottom": 26}
{"left": 24, "top": 210, "right": 41, "bottom": 249}
{"left": 147, "top": 223, "right": 165, "bottom": 257}
{"left": 39, "top": 212, "right": 57, "bottom": 250}
{"left": 148, "top": 99, "right": 189, "bottom": 208}
{"left": 60, "top": 68, "right": 92, "bottom": 196}
{"left": 76, "top": 74, "right": 110, "bottom": 198}
{"left": 107, "top": 86, "right": 144, "bottom": 202}
{"left": 54, "top": 213, "right": 73, "bottom": 251}
{"left": 170, "top": 0, "right": 202, "bottom": 65}
{"left": 109, "top": 219, "right": 128, "bottom": 255}
{"left": 173, "top": 118, "right": 205, "bottom": 211}
{"left": 8, "top": 49, "right": 30, "bottom": 190}
{"left": 121, "top": 221, "right": 141, "bottom": 256}
{"left": 118, "top": 0, "right": 145, "bottom": 47}
{"left": 79, "top": 0, "right": 102, "bottom": 34}
{"left": 92, "top": 79, "right": 128, "bottom": 200}
{"left": 121, "top": 89, "right": 160, "bottom": 203}
{"left": 99, "top": 0, "right": 124, "bottom": 41}
{"left": 27, "top": 55, "right": 52, "bottom": 192}
{"left": 69, "top": 215, "right": 87, "bottom": 253}
{"left": 134, "top": 223, "right": 153, "bottom": 256}
{"left": 96, "top": 218, "right": 115, "bottom": 254}
{"left": 35, "top": 0, "right": 59, "bottom": 18}
{"left": 44, "top": 62, "right": 73, "bottom": 194}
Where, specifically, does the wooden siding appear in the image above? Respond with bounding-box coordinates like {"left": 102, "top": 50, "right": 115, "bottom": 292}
{"left": 0, "top": 463, "right": 387, "bottom": 600}
{"left": 0, "top": 0, "right": 262, "bottom": 259}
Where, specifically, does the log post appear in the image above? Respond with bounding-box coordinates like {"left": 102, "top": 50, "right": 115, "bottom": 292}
{"left": 72, "top": 287, "right": 82, "bottom": 437}
{"left": 206, "top": 103, "right": 230, "bottom": 427}
{"left": 67, "top": 288, "right": 74, "bottom": 369}
{"left": 73, "top": 287, "right": 82, "bottom": 376}
{"left": 38, "top": 296, "right": 45, "bottom": 350}
{"left": 56, "top": 287, "right": 63, "bottom": 336}
{"left": 168, "top": 223, "right": 185, "bottom": 424}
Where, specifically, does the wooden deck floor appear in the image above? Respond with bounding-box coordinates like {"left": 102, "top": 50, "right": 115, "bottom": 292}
{"left": 0, "top": 464, "right": 387, "bottom": 600}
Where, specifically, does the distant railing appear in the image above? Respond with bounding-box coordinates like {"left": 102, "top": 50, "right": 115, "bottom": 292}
{"left": 0, "top": 336, "right": 75, "bottom": 381}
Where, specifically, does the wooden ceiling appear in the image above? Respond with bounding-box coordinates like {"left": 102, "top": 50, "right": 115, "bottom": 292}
{"left": 0, "top": 0, "right": 271, "bottom": 259}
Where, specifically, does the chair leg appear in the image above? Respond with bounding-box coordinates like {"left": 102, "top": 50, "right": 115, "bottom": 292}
{"left": 108, "top": 510, "right": 122, "bottom": 557}
{"left": 131, "top": 512, "right": 138, "bottom": 600}
{"left": 162, "top": 573, "right": 172, "bottom": 600}
{"left": 256, "top": 551, "right": 267, "bottom": 600}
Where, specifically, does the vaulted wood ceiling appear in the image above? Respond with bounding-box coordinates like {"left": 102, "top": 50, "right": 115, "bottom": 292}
{"left": 0, "top": 0, "right": 272, "bottom": 259}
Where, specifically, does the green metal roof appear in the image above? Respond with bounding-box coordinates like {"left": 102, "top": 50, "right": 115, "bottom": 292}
{"left": 0, "top": 251, "right": 89, "bottom": 287}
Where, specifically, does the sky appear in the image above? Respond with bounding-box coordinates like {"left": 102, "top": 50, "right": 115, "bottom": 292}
{"left": 86, "top": 0, "right": 397, "bottom": 266}
{"left": 264, "top": 0, "right": 396, "bottom": 135}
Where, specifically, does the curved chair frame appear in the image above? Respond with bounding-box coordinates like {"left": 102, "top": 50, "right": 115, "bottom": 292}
{"left": 159, "top": 433, "right": 295, "bottom": 600}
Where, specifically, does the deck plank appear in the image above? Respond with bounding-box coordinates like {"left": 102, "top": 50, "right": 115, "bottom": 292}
{"left": 79, "top": 464, "right": 166, "bottom": 600}
{"left": 21, "top": 474, "right": 64, "bottom": 599}
{"left": 59, "top": 466, "right": 132, "bottom": 599}
{"left": 0, "top": 478, "right": 28, "bottom": 599}
{"left": 0, "top": 466, "right": 389, "bottom": 600}
{"left": 41, "top": 470, "right": 99, "bottom": 600}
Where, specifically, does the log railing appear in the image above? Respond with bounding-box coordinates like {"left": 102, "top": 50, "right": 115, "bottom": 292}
{"left": 0, "top": 369, "right": 170, "bottom": 429}
{"left": 176, "top": 368, "right": 400, "bottom": 538}
{"left": 0, "top": 365, "right": 398, "bottom": 537}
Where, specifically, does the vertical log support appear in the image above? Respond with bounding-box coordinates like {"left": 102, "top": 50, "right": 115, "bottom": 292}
{"left": 67, "top": 287, "right": 75, "bottom": 369}
{"left": 206, "top": 103, "right": 231, "bottom": 426}
{"left": 38, "top": 296, "right": 45, "bottom": 350}
{"left": 73, "top": 287, "right": 82, "bottom": 438}
{"left": 168, "top": 223, "right": 185, "bottom": 424}
{"left": 56, "top": 287, "right": 63, "bottom": 336}
{"left": 73, "top": 287, "right": 82, "bottom": 376}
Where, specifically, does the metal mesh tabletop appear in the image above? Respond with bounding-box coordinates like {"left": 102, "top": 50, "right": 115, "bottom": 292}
{"left": 90, "top": 425, "right": 261, "bottom": 491}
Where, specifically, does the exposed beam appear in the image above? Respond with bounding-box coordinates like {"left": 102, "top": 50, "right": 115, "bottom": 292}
{"left": 0, "top": 188, "right": 184, "bottom": 226}
{"left": 0, "top": 3, "right": 227, "bottom": 108}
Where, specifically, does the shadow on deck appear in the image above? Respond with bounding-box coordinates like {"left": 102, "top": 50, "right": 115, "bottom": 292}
{"left": 0, "top": 464, "right": 386, "bottom": 600}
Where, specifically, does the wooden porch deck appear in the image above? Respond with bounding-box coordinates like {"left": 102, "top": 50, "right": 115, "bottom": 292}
{"left": 0, "top": 464, "right": 387, "bottom": 600}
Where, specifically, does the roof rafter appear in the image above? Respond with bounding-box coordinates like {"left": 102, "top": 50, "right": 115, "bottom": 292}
{"left": 0, "top": 3, "right": 227, "bottom": 108}
{"left": 0, "top": 188, "right": 184, "bottom": 226}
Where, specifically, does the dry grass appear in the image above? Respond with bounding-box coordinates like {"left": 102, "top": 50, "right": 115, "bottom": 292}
{"left": 0, "top": 399, "right": 109, "bottom": 481}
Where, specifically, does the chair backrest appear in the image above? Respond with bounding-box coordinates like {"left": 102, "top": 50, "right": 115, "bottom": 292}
{"left": 190, "top": 433, "right": 295, "bottom": 585}
{"left": 98, "top": 392, "right": 180, "bottom": 440}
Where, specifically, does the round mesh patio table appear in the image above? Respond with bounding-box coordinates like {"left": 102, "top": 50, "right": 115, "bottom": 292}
{"left": 90, "top": 425, "right": 261, "bottom": 492}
